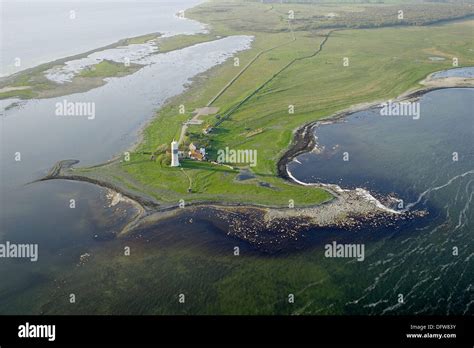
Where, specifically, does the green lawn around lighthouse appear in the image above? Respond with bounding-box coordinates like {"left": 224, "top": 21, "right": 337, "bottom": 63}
{"left": 70, "top": 1, "right": 474, "bottom": 208}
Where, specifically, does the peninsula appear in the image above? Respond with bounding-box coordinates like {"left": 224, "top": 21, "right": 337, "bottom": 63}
{"left": 34, "top": 0, "right": 474, "bottom": 242}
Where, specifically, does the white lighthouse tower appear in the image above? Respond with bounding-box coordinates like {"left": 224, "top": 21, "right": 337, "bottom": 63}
{"left": 170, "top": 140, "right": 180, "bottom": 167}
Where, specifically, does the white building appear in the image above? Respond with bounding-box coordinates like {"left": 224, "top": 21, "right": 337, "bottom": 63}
{"left": 171, "top": 140, "right": 180, "bottom": 167}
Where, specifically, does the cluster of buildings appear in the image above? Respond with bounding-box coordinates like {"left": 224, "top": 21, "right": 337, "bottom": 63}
{"left": 170, "top": 115, "right": 213, "bottom": 167}
{"left": 170, "top": 141, "right": 206, "bottom": 167}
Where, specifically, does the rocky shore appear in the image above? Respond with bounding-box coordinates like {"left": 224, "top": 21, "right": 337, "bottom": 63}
{"left": 126, "top": 200, "right": 426, "bottom": 253}
{"left": 277, "top": 78, "right": 474, "bottom": 179}
{"left": 37, "top": 157, "right": 416, "bottom": 251}
{"left": 34, "top": 77, "right": 472, "bottom": 250}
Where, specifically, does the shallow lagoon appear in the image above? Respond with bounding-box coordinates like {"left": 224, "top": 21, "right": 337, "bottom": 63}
{"left": 1, "top": 0, "right": 205, "bottom": 76}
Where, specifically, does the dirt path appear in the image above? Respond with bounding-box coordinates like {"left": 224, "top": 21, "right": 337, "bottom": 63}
{"left": 177, "top": 21, "right": 297, "bottom": 146}
{"left": 207, "top": 21, "right": 296, "bottom": 107}
{"left": 178, "top": 106, "right": 219, "bottom": 145}
{"left": 214, "top": 29, "right": 338, "bottom": 128}
{"left": 181, "top": 168, "right": 192, "bottom": 191}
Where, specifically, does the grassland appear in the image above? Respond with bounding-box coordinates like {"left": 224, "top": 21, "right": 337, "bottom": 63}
{"left": 63, "top": 0, "right": 474, "bottom": 210}
{"left": 157, "top": 33, "right": 220, "bottom": 53}
{"left": 76, "top": 60, "right": 138, "bottom": 78}
{"left": 190, "top": 0, "right": 474, "bottom": 32}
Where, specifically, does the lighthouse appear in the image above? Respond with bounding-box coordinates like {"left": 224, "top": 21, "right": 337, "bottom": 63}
{"left": 171, "top": 140, "right": 180, "bottom": 167}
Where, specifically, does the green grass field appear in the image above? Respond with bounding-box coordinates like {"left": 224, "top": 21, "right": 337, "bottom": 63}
{"left": 78, "top": 60, "right": 139, "bottom": 78}
{"left": 157, "top": 33, "right": 219, "bottom": 53}
{"left": 74, "top": 1, "right": 474, "bottom": 209}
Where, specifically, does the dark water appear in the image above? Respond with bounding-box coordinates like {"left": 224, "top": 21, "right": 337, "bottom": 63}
{"left": 1, "top": 78, "right": 472, "bottom": 312}
{"left": 288, "top": 88, "right": 474, "bottom": 314}
{"left": 289, "top": 88, "right": 473, "bottom": 205}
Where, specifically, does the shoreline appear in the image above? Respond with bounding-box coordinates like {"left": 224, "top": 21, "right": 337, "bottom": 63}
{"left": 15, "top": 2, "right": 473, "bottom": 245}
{"left": 36, "top": 167, "right": 427, "bottom": 252}
{"left": 277, "top": 78, "right": 474, "bottom": 181}
{"left": 0, "top": 32, "right": 164, "bottom": 100}
{"left": 0, "top": 5, "right": 214, "bottom": 101}
{"left": 0, "top": 32, "right": 224, "bottom": 100}
{"left": 34, "top": 77, "right": 474, "bottom": 242}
